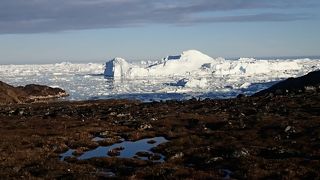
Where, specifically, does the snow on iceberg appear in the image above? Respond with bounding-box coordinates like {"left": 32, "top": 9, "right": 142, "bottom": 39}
{"left": 104, "top": 50, "right": 222, "bottom": 78}
{"left": 104, "top": 50, "right": 303, "bottom": 79}
{"left": 147, "top": 50, "right": 221, "bottom": 76}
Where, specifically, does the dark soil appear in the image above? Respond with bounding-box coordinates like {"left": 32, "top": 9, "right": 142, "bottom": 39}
{"left": 0, "top": 91, "right": 319, "bottom": 179}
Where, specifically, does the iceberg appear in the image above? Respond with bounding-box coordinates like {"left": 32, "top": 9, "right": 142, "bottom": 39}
{"left": 104, "top": 50, "right": 223, "bottom": 78}
{"left": 213, "top": 58, "right": 300, "bottom": 75}
{"left": 104, "top": 57, "right": 130, "bottom": 78}
{"left": 103, "top": 50, "right": 303, "bottom": 79}
{"left": 147, "top": 50, "right": 221, "bottom": 76}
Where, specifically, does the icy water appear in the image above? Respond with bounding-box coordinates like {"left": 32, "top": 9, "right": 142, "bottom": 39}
{"left": 0, "top": 58, "right": 319, "bottom": 102}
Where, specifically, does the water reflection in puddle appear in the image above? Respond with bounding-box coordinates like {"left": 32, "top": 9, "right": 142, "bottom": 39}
{"left": 60, "top": 149, "right": 74, "bottom": 161}
{"left": 60, "top": 137, "right": 168, "bottom": 162}
{"left": 79, "top": 137, "right": 167, "bottom": 161}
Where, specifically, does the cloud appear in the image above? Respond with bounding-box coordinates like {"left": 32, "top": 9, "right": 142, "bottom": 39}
{"left": 0, "top": 0, "right": 318, "bottom": 34}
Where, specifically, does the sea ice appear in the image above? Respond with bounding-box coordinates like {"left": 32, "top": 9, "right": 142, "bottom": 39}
{"left": 0, "top": 50, "right": 319, "bottom": 101}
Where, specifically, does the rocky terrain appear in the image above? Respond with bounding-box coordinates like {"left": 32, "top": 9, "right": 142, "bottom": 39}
{"left": 254, "top": 70, "right": 320, "bottom": 96}
{"left": 0, "top": 81, "right": 68, "bottom": 104}
{"left": 0, "top": 71, "right": 319, "bottom": 179}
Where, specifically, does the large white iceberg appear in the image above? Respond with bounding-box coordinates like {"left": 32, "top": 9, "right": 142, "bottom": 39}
{"left": 104, "top": 50, "right": 301, "bottom": 79}
{"left": 104, "top": 50, "right": 222, "bottom": 78}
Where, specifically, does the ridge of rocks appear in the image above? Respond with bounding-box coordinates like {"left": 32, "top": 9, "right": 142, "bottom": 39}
{"left": 0, "top": 81, "right": 68, "bottom": 104}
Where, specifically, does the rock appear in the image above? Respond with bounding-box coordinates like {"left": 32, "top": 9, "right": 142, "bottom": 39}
{"left": 148, "top": 154, "right": 162, "bottom": 161}
{"left": 253, "top": 70, "right": 320, "bottom": 96}
{"left": 0, "top": 81, "right": 68, "bottom": 104}
{"left": 0, "top": 81, "right": 28, "bottom": 104}
{"left": 113, "top": 146, "right": 125, "bottom": 151}
{"left": 284, "top": 126, "right": 292, "bottom": 133}
{"left": 237, "top": 94, "right": 246, "bottom": 98}
{"left": 147, "top": 140, "right": 156, "bottom": 144}
{"left": 139, "top": 124, "right": 152, "bottom": 130}
{"left": 170, "top": 152, "right": 184, "bottom": 160}
{"left": 107, "top": 148, "right": 121, "bottom": 156}
{"left": 18, "top": 84, "right": 68, "bottom": 101}
{"left": 72, "top": 147, "right": 89, "bottom": 156}
{"left": 136, "top": 151, "right": 152, "bottom": 157}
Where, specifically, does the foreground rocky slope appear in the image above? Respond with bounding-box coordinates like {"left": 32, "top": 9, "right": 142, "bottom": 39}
{"left": 0, "top": 72, "right": 319, "bottom": 179}
{"left": 0, "top": 81, "right": 68, "bottom": 104}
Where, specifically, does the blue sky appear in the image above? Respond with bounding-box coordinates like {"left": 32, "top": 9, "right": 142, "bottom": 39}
{"left": 0, "top": 0, "right": 319, "bottom": 64}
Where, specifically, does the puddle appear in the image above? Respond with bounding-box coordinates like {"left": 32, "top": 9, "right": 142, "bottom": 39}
{"left": 79, "top": 137, "right": 167, "bottom": 161}
{"left": 60, "top": 137, "right": 168, "bottom": 162}
{"left": 60, "top": 149, "right": 74, "bottom": 161}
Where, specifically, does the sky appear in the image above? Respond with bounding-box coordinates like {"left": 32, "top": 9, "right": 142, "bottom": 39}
{"left": 0, "top": 0, "right": 319, "bottom": 64}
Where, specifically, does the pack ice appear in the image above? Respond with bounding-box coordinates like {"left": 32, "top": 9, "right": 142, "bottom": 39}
{"left": 0, "top": 50, "right": 319, "bottom": 101}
